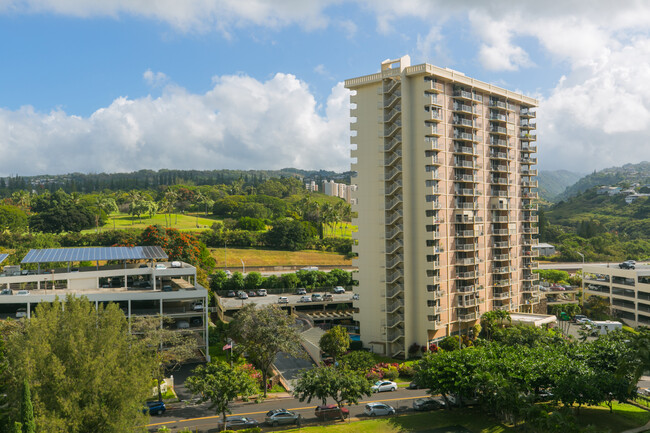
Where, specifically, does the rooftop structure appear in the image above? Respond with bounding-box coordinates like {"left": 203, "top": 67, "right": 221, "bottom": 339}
{"left": 1, "top": 246, "right": 209, "bottom": 359}
{"left": 346, "top": 55, "right": 540, "bottom": 357}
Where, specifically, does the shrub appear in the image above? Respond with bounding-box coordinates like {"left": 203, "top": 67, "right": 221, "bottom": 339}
{"left": 382, "top": 366, "right": 399, "bottom": 381}
{"left": 349, "top": 340, "right": 364, "bottom": 351}
{"left": 398, "top": 363, "right": 415, "bottom": 378}
{"left": 408, "top": 342, "right": 421, "bottom": 355}
{"left": 366, "top": 370, "right": 382, "bottom": 381}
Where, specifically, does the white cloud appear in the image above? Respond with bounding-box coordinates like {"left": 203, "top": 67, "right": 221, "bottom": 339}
{"left": 0, "top": 0, "right": 340, "bottom": 32}
{"left": 0, "top": 74, "right": 351, "bottom": 176}
{"left": 143, "top": 69, "right": 169, "bottom": 87}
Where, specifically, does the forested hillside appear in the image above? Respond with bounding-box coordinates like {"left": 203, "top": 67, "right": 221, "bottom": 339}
{"left": 537, "top": 170, "right": 584, "bottom": 202}
{"left": 556, "top": 161, "right": 650, "bottom": 201}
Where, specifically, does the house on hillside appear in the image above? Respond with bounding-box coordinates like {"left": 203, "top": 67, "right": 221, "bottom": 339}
{"left": 625, "top": 193, "right": 650, "bottom": 204}
{"left": 532, "top": 243, "right": 555, "bottom": 256}
{"left": 597, "top": 186, "right": 622, "bottom": 195}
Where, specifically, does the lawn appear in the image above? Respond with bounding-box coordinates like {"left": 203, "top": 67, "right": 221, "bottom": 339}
{"left": 84, "top": 212, "right": 219, "bottom": 233}
{"left": 210, "top": 247, "right": 352, "bottom": 269}
{"left": 279, "top": 410, "right": 511, "bottom": 433}
{"left": 276, "top": 403, "right": 650, "bottom": 433}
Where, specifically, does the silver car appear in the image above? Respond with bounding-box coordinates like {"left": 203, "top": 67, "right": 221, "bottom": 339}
{"left": 364, "top": 402, "right": 395, "bottom": 417}
{"left": 265, "top": 409, "right": 298, "bottom": 426}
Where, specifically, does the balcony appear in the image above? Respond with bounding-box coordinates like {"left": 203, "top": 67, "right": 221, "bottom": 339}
{"left": 491, "top": 228, "right": 509, "bottom": 236}
{"left": 523, "top": 261, "right": 538, "bottom": 269}
{"left": 492, "top": 241, "right": 510, "bottom": 248}
{"left": 455, "top": 271, "right": 478, "bottom": 279}
{"left": 492, "top": 254, "right": 510, "bottom": 261}
{"left": 425, "top": 124, "right": 441, "bottom": 136}
{"left": 457, "top": 298, "right": 477, "bottom": 307}
{"left": 521, "top": 157, "right": 537, "bottom": 165}
{"left": 453, "top": 131, "right": 479, "bottom": 142}
{"left": 521, "top": 180, "right": 538, "bottom": 188}
{"left": 458, "top": 313, "right": 477, "bottom": 322}
{"left": 455, "top": 188, "right": 481, "bottom": 196}
{"left": 454, "top": 202, "right": 479, "bottom": 210}
{"left": 493, "top": 291, "right": 512, "bottom": 299}
{"left": 521, "top": 169, "right": 537, "bottom": 176}
{"left": 491, "top": 216, "right": 510, "bottom": 223}
{"left": 490, "top": 203, "right": 509, "bottom": 211}
{"left": 490, "top": 125, "right": 508, "bottom": 135}
{"left": 424, "top": 136, "right": 441, "bottom": 150}
{"left": 492, "top": 266, "right": 512, "bottom": 274}
{"left": 453, "top": 145, "right": 477, "bottom": 155}
{"left": 522, "top": 238, "right": 538, "bottom": 246}
{"left": 493, "top": 305, "right": 511, "bottom": 311}
{"left": 521, "top": 145, "right": 537, "bottom": 153}
{"left": 452, "top": 117, "right": 475, "bottom": 128}
{"left": 426, "top": 109, "right": 442, "bottom": 121}
{"left": 489, "top": 112, "right": 507, "bottom": 122}
{"left": 491, "top": 190, "right": 510, "bottom": 198}
{"left": 453, "top": 89, "right": 474, "bottom": 100}
{"left": 491, "top": 177, "right": 511, "bottom": 185}
{"left": 520, "top": 108, "right": 536, "bottom": 118}
{"left": 455, "top": 174, "right": 480, "bottom": 182}
{"left": 522, "top": 285, "right": 540, "bottom": 293}
{"left": 491, "top": 165, "right": 510, "bottom": 173}
{"left": 522, "top": 274, "right": 538, "bottom": 282}
{"left": 452, "top": 103, "right": 476, "bottom": 115}
{"left": 457, "top": 285, "right": 480, "bottom": 293}
{"left": 425, "top": 80, "right": 444, "bottom": 92}
{"left": 521, "top": 133, "right": 537, "bottom": 141}
{"left": 490, "top": 138, "right": 510, "bottom": 147}
{"left": 454, "top": 160, "right": 480, "bottom": 169}
{"left": 455, "top": 229, "right": 481, "bottom": 237}
{"left": 522, "top": 192, "right": 538, "bottom": 199}
{"left": 455, "top": 243, "right": 479, "bottom": 251}
{"left": 493, "top": 280, "right": 512, "bottom": 288}
{"left": 489, "top": 100, "right": 507, "bottom": 109}
{"left": 456, "top": 258, "right": 479, "bottom": 266}
{"left": 520, "top": 121, "right": 536, "bottom": 130}
{"left": 489, "top": 151, "right": 510, "bottom": 159}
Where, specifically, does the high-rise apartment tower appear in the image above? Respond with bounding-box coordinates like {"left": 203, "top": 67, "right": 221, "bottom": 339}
{"left": 346, "top": 56, "right": 539, "bottom": 358}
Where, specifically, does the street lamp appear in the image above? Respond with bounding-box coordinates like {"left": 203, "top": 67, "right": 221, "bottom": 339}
{"left": 577, "top": 251, "right": 585, "bottom": 307}
{"left": 240, "top": 259, "right": 245, "bottom": 274}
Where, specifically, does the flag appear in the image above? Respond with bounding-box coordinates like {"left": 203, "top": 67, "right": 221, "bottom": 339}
{"left": 223, "top": 343, "right": 232, "bottom": 351}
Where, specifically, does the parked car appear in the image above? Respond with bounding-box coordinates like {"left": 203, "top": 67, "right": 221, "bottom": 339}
{"left": 265, "top": 409, "right": 298, "bottom": 426}
{"left": 315, "top": 404, "right": 349, "bottom": 420}
{"left": 170, "top": 261, "right": 182, "bottom": 268}
{"left": 226, "top": 291, "right": 236, "bottom": 298}
{"left": 323, "top": 294, "right": 333, "bottom": 301}
{"left": 0, "top": 289, "right": 12, "bottom": 295}
{"left": 144, "top": 400, "right": 166, "bottom": 415}
{"left": 15, "top": 308, "right": 27, "bottom": 318}
{"left": 311, "top": 293, "right": 323, "bottom": 302}
{"left": 248, "top": 291, "right": 257, "bottom": 297}
{"left": 217, "top": 416, "right": 259, "bottom": 430}
{"left": 16, "top": 290, "right": 30, "bottom": 295}
{"left": 372, "top": 380, "right": 397, "bottom": 393}
{"left": 407, "top": 380, "right": 421, "bottom": 390}
{"left": 574, "top": 314, "right": 587, "bottom": 323}
{"left": 190, "top": 317, "right": 203, "bottom": 327}
{"left": 192, "top": 301, "right": 203, "bottom": 311}
{"left": 225, "top": 270, "right": 232, "bottom": 277}
{"left": 619, "top": 260, "right": 636, "bottom": 269}
{"left": 413, "top": 397, "right": 444, "bottom": 411}
{"left": 278, "top": 296, "right": 289, "bottom": 304}
{"left": 162, "top": 285, "right": 173, "bottom": 292}
{"left": 352, "top": 293, "right": 360, "bottom": 300}
{"left": 257, "top": 289, "right": 267, "bottom": 297}
{"left": 364, "top": 402, "right": 395, "bottom": 417}
{"left": 576, "top": 317, "right": 592, "bottom": 325}
{"left": 300, "top": 296, "right": 312, "bottom": 303}
{"left": 237, "top": 291, "right": 248, "bottom": 300}
{"left": 301, "top": 266, "right": 319, "bottom": 271}
{"left": 333, "top": 286, "right": 346, "bottom": 294}
{"left": 154, "top": 264, "right": 167, "bottom": 270}
{"left": 176, "top": 320, "right": 190, "bottom": 329}
{"left": 295, "top": 288, "right": 307, "bottom": 295}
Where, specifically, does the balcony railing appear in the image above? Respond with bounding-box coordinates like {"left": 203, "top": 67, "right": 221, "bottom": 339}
{"left": 457, "top": 298, "right": 477, "bottom": 307}
{"left": 453, "top": 117, "right": 475, "bottom": 128}
{"left": 492, "top": 241, "right": 510, "bottom": 248}
{"left": 452, "top": 103, "right": 475, "bottom": 114}
{"left": 454, "top": 89, "right": 473, "bottom": 100}
{"left": 490, "top": 125, "right": 508, "bottom": 134}
{"left": 521, "top": 133, "right": 537, "bottom": 141}
{"left": 492, "top": 254, "right": 510, "bottom": 261}
{"left": 489, "top": 100, "right": 507, "bottom": 109}
{"left": 493, "top": 291, "right": 512, "bottom": 299}
{"left": 489, "top": 151, "right": 509, "bottom": 159}
{"left": 493, "top": 280, "right": 512, "bottom": 288}
{"left": 459, "top": 313, "right": 477, "bottom": 322}
{"left": 454, "top": 145, "right": 476, "bottom": 155}
{"left": 520, "top": 108, "right": 536, "bottom": 118}
{"left": 490, "top": 138, "right": 510, "bottom": 147}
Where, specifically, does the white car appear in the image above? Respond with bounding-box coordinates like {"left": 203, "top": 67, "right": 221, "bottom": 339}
{"left": 372, "top": 380, "right": 397, "bottom": 393}
{"left": 300, "top": 296, "right": 312, "bottom": 302}
{"left": 155, "top": 264, "right": 167, "bottom": 270}
{"left": 15, "top": 308, "right": 27, "bottom": 318}
{"left": 278, "top": 296, "right": 289, "bottom": 304}
{"left": 364, "top": 402, "right": 395, "bottom": 417}
{"left": 191, "top": 301, "right": 203, "bottom": 311}
{"left": 333, "top": 286, "right": 346, "bottom": 294}
{"left": 16, "top": 290, "right": 30, "bottom": 295}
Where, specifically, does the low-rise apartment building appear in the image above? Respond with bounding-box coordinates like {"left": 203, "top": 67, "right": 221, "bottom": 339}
{"left": 583, "top": 264, "right": 650, "bottom": 327}
{"left": 0, "top": 246, "right": 209, "bottom": 358}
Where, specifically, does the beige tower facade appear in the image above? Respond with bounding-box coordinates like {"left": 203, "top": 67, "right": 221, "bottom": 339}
{"left": 346, "top": 56, "right": 540, "bottom": 358}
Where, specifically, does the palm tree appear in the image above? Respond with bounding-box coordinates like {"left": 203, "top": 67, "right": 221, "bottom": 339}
{"left": 163, "top": 189, "right": 178, "bottom": 226}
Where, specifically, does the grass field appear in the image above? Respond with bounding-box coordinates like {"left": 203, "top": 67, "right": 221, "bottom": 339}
{"left": 84, "top": 212, "right": 218, "bottom": 233}
{"left": 276, "top": 402, "right": 650, "bottom": 433}
{"left": 210, "top": 247, "right": 352, "bottom": 268}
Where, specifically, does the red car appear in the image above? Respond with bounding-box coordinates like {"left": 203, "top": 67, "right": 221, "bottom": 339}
{"left": 315, "top": 405, "right": 350, "bottom": 420}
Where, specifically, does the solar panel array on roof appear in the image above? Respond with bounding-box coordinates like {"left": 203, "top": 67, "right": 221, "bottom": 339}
{"left": 0, "top": 254, "right": 8, "bottom": 265}
{"left": 21, "top": 246, "right": 168, "bottom": 264}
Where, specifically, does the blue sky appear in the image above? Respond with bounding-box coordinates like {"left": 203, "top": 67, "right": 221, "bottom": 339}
{"left": 1, "top": 1, "right": 650, "bottom": 176}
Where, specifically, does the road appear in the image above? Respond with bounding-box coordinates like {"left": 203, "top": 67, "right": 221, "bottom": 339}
{"left": 146, "top": 387, "right": 429, "bottom": 432}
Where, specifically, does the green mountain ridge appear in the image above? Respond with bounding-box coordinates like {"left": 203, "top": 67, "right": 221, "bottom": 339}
{"left": 556, "top": 161, "right": 650, "bottom": 201}
{"left": 537, "top": 170, "right": 585, "bottom": 202}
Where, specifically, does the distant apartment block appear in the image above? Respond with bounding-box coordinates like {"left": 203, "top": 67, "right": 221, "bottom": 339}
{"left": 321, "top": 180, "right": 358, "bottom": 204}
{"left": 583, "top": 264, "right": 650, "bottom": 327}
{"left": 305, "top": 180, "right": 319, "bottom": 192}
{"left": 346, "top": 55, "right": 539, "bottom": 357}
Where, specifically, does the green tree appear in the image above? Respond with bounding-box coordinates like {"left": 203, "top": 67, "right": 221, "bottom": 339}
{"left": 5, "top": 296, "right": 153, "bottom": 433}
{"left": 20, "top": 379, "right": 35, "bottom": 433}
{"left": 319, "top": 326, "right": 350, "bottom": 361}
{"left": 264, "top": 219, "right": 316, "bottom": 250}
{"left": 131, "top": 316, "right": 198, "bottom": 402}
{"left": 339, "top": 351, "right": 375, "bottom": 373}
{"left": 231, "top": 305, "right": 302, "bottom": 397}
{"left": 185, "top": 361, "right": 258, "bottom": 431}
{"left": 533, "top": 269, "right": 570, "bottom": 284}
{"left": 0, "top": 205, "right": 28, "bottom": 232}
{"left": 210, "top": 270, "right": 229, "bottom": 292}
{"left": 0, "top": 335, "right": 10, "bottom": 431}
{"left": 243, "top": 272, "right": 264, "bottom": 291}
{"left": 293, "top": 366, "right": 372, "bottom": 420}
